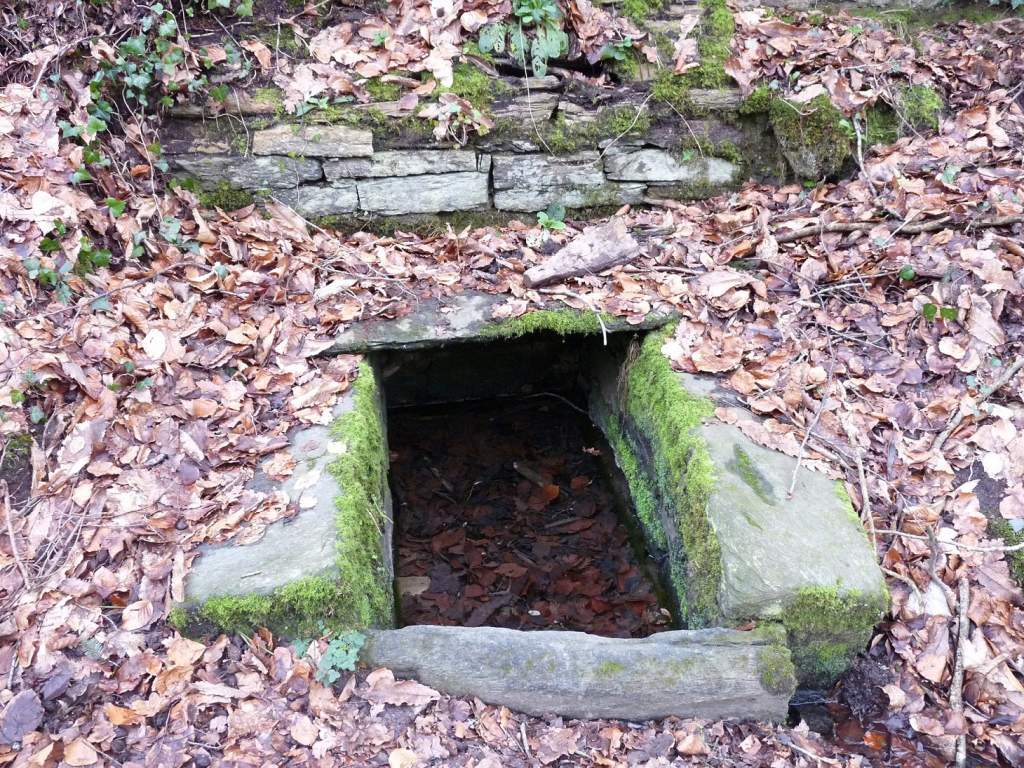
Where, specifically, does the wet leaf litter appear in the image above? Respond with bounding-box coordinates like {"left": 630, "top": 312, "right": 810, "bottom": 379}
{"left": 389, "top": 396, "right": 671, "bottom": 637}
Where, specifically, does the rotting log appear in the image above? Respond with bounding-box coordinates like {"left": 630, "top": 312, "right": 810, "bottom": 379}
{"left": 523, "top": 220, "right": 641, "bottom": 288}
{"left": 361, "top": 625, "right": 796, "bottom": 721}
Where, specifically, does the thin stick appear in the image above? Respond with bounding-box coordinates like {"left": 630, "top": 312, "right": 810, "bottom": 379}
{"left": 931, "top": 357, "right": 1024, "bottom": 453}
{"left": 951, "top": 576, "right": 969, "bottom": 768}
{"left": 773, "top": 214, "right": 1024, "bottom": 245}
{"left": 876, "top": 528, "right": 1024, "bottom": 553}
{"left": 536, "top": 287, "right": 608, "bottom": 345}
{"left": 843, "top": 420, "right": 877, "bottom": 552}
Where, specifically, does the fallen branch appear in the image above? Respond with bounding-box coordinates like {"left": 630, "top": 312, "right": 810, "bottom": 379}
{"left": 524, "top": 220, "right": 640, "bottom": 288}
{"left": 931, "top": 356, "right": 1024, "bottom": 453}
{"left": 773, "top": 214, "right": 1024, "bottom": 245}
{"left": 951, "top": 576, "right": 969, "bottom": 768}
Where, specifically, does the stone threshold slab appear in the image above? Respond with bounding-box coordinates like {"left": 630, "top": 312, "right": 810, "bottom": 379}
{"left": 328, "top": 291, "right": 677, "bottom": 354}
{"left": 361, "top": 625, "right": 795, "bottom": 722}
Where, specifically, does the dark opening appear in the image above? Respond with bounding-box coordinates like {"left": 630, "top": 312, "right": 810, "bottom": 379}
{"left": 378, "top": 332, "right": 672, "bottom": 638}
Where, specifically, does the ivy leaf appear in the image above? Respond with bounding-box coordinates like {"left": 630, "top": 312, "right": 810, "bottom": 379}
{"left": 922, "top": 303, "right": 938, "bottom": 321}
{"left": 939, "top": 306, "right": 958, "bottom": 322}
{"left": 71, "top": 168, "right": 93, "bottom": 184}
{"left": 898, "top": 265, "right": 916, "bottom": 280}
{"left": 105, "top": 197, "right": 127, "bottom": 217}
{"left": 29, "top": 406, "right": 46, "bottom": 424}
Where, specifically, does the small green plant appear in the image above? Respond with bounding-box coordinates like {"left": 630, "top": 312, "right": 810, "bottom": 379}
{"left": 477, "top": 0, "right": 568, "bottom": 76}
{"left": 314, "top": 631, "right": 365, "bottom": 684}
{"left": 599, "top": 37, "right": 635, "bottom": 63}
{"left": 922, "top": 303, "right": 958, "bottom": 322}
{"left": 537, "top": 202, "right": 567, "bottom": 231}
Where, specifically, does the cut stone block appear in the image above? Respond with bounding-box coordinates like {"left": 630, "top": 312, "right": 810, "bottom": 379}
{"left": 361, "top": 625, "right": 795, "bottom": 721}
{"left": 356, "top": 172, "right": 489, "bottom": 215}
{"left": 169, "top": 154, "right": 323, "bottom": 190}
{"left": 589, "top": 329, "right": 887, "bottom": 689}
{"left": 494, "top": 182, "right": 646, "bottom": 212}
{"left": 252, "top": 124, "right": 374, "bottom": 158}
{"left": 329, "top": 290, "right": 677, "bottom": 353}
{"left": 491, "top": 152, "right": 645, "bottom": 211}
{"left": 275, "top": 183, "right": 359, "bottom": 218}
{"left": 325, "top": 150, "right": 490, "bottom": 180}
{"left": 604, "top": 147, "right": 740, "bottom": 186}
{"left": 175, "top": 362, "right": 394, "bottom": 637}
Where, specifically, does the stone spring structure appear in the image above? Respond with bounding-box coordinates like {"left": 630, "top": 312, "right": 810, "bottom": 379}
{"left": 173, "top": 295, "right": 887, "bottom": 723}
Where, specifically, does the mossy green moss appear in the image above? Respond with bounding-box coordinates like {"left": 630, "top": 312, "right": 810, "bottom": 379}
{"left": 844, "top": 3, "right": 1023, "bottom": 34}
{"left": 198, "top": 576, "right": 350, "bottom": 637}
{"left": 865, "top": 85, "right": 943, "bottom": 147}
{"left": 649, "top": 0, "right": 735, "bottom": 108}
{"left": 439, "top": 63, "right": 508, "bottom": 112}
{"left": 730, "top": 445, "right": 775, "bottom": 505}
{"left": 540, "top": 106, "right": 651, "bottom": 155}
{"left": 3, "top": 433, "right": 32, "bottom": 457}
{"left": 898, "top": 85, "right": 943, "bottom": 131}
{"left": 480, "top": 309, "right": 613, "bottom": 339}
{"left": 769, "top": 94, "right": 852, "bottom": 179}
{"left": 316, "top": 210, "right": 520, "bottom": 238}
{"left": 624, "top": 327, "right": 720, "bottom": 627}
{"left": 781, "top": 585, "right": 886, "bottom": 688}
{"left": 364, "top": 77, "right": 403, "bottom": 102}
{"left": 170, "top": 178, "right": 257, "bottom": 211}
{"left": 603, "top": 414, "right": 666, "bottom": 550}
{"left": 757, "top": 642, "right": 797, "bottom": 696}
{"left": 989, "top": 519, "right": 1024, "bottom": 586}
{"left": 329, "top": 362, "right": 394, "bottom": 629}
{"left": 739, "top": 85, "right": 774, "bottom": 116}
{"left": 168, "top": 606, "right": 189, "bottom": 633}
{"left": 622, "top": 0, "right": 665, "bottom": 24}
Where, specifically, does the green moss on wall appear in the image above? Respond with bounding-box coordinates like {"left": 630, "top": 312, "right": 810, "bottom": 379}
{"left": 649, "top": 0, "right": 735, "bottom": 109}
{"left": 624, "top": 327, "right": 721, "bottom": 627}
{"left": 594, "top": 660, "right": 626, "bottom": 677}
{"left": 622, "top": 0, "right": 665, "bottom": 23}
{"left": 781, "top": 585, "right": 886, "bottom": 688}
{"left": 769, "top": 94, "right": 852, "bottom": 179}
{"left": 330, "top": 361, "right": 395, "bottom": 629}
{"left": 865, "top": 85, "right": 943, "bottom": 147}
{"left": 739, "top": 85, "right": 774, "bottom": 116}
{"left": 364, "top": 77, "right": 403, "bottom": 102}
{"left": 757, "top": 642, "right": 797, "bottom": 696}
{"left": 438, "top": 63, "right": 509, "bottom": 113}
{"left": 602, "top": 414, "right": 667, "bottom": 550}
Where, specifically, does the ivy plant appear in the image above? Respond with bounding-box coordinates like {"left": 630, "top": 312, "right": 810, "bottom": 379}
{"left": 477, "top": 0, "right": 568, "bottom": 76}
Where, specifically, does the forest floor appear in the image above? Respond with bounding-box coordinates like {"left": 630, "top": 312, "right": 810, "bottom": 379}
{"left": 1, "top": 1, "right": 1024, "bottom": 766}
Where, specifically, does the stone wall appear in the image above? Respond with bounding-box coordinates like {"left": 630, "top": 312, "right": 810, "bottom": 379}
{"left": 162, "top": 82, "right": 787, "bottom": 218}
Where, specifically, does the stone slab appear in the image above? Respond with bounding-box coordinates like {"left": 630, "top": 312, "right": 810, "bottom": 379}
{"left": 252, "top": 124, "right": 374, "bottom": 158}
{"left": 492, "top": 152, "right": 605, "bottom": 191}
{"left": 185, "top": 393, "right": 357, "bottom": 604}
{"left": 169, "top": 154, "right": 323, "bottom": 190}
{"left": 356, "top": 172, "right": 489, "bottom": 215}
{"left": 361, "top": 625, "right": 794, "bottom": 721}
{"left": 604, "top": 147, "right": 739, "bottom": 185}
{"left": 274, "top": 183, "right": 359, "bottom": 218}
{"left": 328, "top": 291, "right": 676, "bottom": 353}
{"left": 325, "top": 150, "right": 490, "bottom": 180}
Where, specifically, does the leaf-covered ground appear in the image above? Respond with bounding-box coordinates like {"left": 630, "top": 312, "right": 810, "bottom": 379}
{"left": 1, "top": 1, "right": 1024, "bottom": 766}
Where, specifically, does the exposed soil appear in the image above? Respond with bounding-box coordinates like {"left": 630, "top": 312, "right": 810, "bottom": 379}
{"left": 0, "top": 436, "right": 32, "bottom": 508}
{"left": 388, "top": 395, "right": 671, "bottom": 638}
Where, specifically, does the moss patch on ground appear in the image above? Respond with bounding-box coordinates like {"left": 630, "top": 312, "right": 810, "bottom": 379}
{"left": 623, "top": 327, "right": 721, "bottom": 627}
{"left": 650, "top": 0, "right": 735, "bottom": 104}
{"left": 989, "top": 519, "right": 1024, "bottom": 586}
{"left": 865, "top": 85, "right": 943, "bottom": 146}
{"left": 781, "top": 585, "right": 887, "bottom": 688}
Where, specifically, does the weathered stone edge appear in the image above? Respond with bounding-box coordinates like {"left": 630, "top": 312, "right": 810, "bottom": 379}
{"left": 170, "top": 361, "right": 394, "bottom": 638}
{"left": 592, "top": 325, "right": 886, "bottom": 688}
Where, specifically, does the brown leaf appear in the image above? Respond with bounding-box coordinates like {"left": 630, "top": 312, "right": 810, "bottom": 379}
{"left": 290, "top": 714, "right": 318, "bottom": 746}
{"left": 363, "top": 669, "right": 440, "bottom": 707}
{"left": 63, "top": 737, "right": 98, "bottom": 766}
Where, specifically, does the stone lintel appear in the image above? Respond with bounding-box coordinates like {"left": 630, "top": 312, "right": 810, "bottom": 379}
{"left": 252, "top": 124, "right": 374, "bottom": 158}
{"left": 168, "top": 154, "right": 323, "bottom": 190}
{"left": 356, "top": 171, "right": 489, "bottom": 215}
{"left": 361, "top": 625, "right": 795, "bottom": 722}
{"left": 325, "top": 150, "right": 490, "bottom": 180}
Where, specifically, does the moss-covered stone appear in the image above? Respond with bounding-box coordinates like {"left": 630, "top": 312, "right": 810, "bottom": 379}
{"left": 781, "top": 585, "right": 886, "bottom": 689}
{"left": 865, "top": 85, "right": 943, "bottom": 147}
{"left": 623, "top": 327, "right": 721, "bottom": 627}
{"left": 364, "top": 77, "right": 403, "bottom": 102}
{"left": 769, "top": 94, "right": 852, "bottom": 179}
{"left": 757, "top": 642, "right": 797, "bottom": 695}
{"left": 439, "top": 63, "right": 509, "bottom": 113}
{"left": 480, "top": 309, "right": 614, "bottom": 339}
{"left": 174, "top": 362, "right": 394, "bottom": 639}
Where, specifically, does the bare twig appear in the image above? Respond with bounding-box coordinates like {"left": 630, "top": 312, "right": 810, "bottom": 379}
{"left": 773, "top": 214, "right": 1024, "bottom": 245}
{"left": 951, "top": 576, "right": 969, "bottom": 768}
{"left": 788, "top": 362, "right": 835, "bottom": 498}
{"left": 931, "top": 356, "right": 1024, "bottom": 453}
{"left": 876, "top": 528, "right": 1024, "bottom": 554}
{"left": 536, "top": 287, "right": 609, "bottom": 345}
{"left": 843, "top": 418, "right": 877, "bottom": 552}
